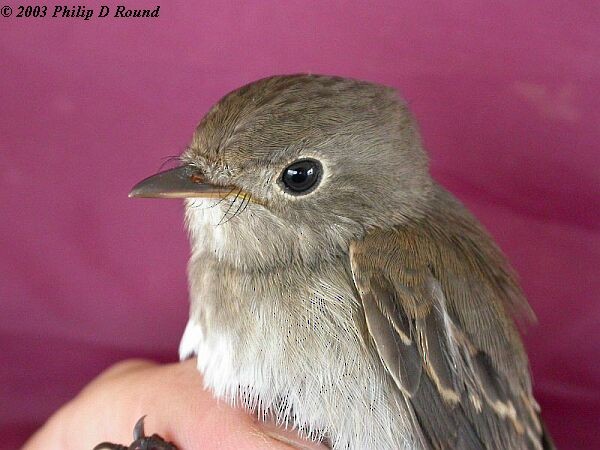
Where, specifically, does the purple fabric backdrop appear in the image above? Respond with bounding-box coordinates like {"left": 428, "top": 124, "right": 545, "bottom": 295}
{"left": 1, "top": 2, "right": 599, "bottom": 449}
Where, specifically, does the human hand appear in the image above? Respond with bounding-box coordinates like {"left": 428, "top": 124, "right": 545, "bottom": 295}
{"left": 23, "top": 359, "right": 327, "bottom": 450}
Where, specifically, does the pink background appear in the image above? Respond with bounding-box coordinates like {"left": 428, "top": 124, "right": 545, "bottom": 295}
{"left": 1, "top": 2, "right": 599, "bottom": 449}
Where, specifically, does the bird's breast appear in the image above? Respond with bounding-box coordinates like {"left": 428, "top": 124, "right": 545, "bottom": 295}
{"left": 179, "top": 254, "right": 419, "bottom": 449}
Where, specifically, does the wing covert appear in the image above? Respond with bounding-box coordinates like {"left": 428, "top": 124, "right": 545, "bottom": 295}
{"left": 349, "top": 222, "right": 546, "bottom": 450}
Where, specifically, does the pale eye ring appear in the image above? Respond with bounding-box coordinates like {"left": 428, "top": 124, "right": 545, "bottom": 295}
{"left": 280, "top": 159, "right": 322, "bottom": 194}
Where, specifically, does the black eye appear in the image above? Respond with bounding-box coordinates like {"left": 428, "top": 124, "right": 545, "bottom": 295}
{"left": 280, "top": 159, "right": 322, "bottom": 194}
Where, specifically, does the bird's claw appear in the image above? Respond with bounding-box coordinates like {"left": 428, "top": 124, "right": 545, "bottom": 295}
{"left": 93, "top": 416, "right": 178, "bottom": 450}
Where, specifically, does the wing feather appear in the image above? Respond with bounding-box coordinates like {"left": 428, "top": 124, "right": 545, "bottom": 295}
{"left": 349, "top": 187, "right": 552, "bottom": 449}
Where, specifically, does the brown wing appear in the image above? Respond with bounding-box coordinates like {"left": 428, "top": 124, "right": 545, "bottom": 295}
{"left": 349, "top": 188, "right": 550, "bottom": 449}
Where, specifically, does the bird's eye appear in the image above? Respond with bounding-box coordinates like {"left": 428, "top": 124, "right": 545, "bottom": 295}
{"left": 280, "top": 159, "right": 322, "bottom": 194}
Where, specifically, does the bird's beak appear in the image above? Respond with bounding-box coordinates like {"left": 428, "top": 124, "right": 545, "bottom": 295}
{"left": 129, "top": 165, "right": 235, "bottom": 199}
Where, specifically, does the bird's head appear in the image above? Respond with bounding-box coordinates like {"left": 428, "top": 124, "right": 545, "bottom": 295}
{"left": 131, "top": 75, "right": 433, "bottom": 270}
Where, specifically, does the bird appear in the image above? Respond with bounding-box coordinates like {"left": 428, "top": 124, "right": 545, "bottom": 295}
{"left": 118, "top": 74, "right": 555, "bottom": 450}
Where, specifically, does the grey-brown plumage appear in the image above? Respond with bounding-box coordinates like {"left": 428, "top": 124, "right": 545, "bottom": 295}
{"left": 350, "top": 189, "right": 546, "bottom": 449}
{"left": 130, "top": 74, "right": 554, "bottom": 450}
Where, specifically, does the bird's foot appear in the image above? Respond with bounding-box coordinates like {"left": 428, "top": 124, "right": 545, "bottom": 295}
{"left": 93, "top": 416, "right": 178, "bottom": 450}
